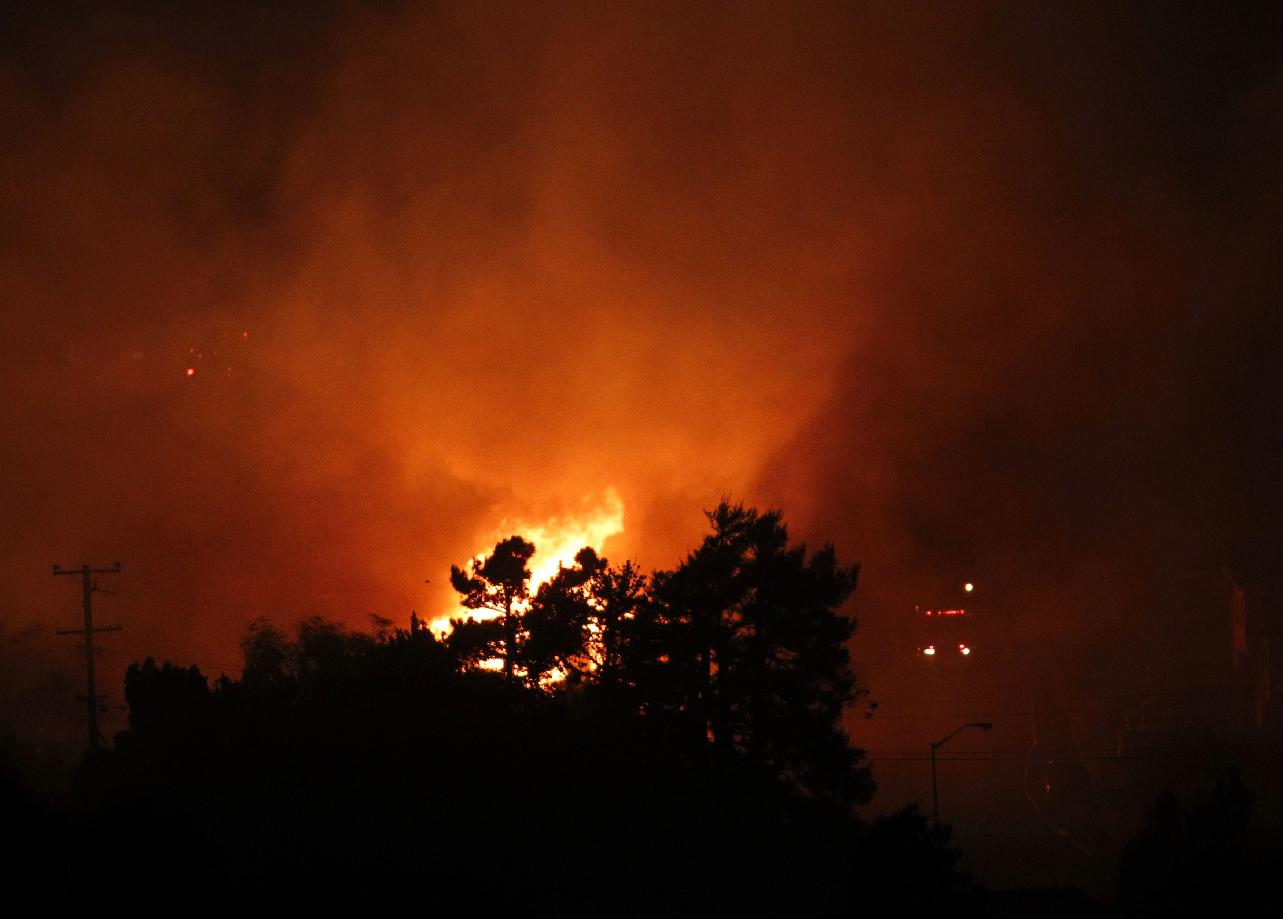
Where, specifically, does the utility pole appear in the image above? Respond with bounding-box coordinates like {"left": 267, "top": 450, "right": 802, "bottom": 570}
{"left": 54, "top": 563, "right": 123, "bottom": 753}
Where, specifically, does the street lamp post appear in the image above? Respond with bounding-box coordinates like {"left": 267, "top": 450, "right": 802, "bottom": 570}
{"left": 930, "top": 721, "right": 993, "bottom": 826}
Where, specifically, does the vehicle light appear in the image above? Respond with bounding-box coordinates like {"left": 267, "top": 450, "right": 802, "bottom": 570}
{"left": 923, "top": 646, "right": 936, "bottom": 656}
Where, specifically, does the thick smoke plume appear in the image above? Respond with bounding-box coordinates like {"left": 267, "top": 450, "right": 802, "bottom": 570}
{"left": 2, "top": 3, "right": 1280, "bottom": 816}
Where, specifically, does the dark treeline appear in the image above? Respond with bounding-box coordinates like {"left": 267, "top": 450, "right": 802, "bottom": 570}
{"left": 7, "top": 503, "right": 981, "bottom": 911}
{"left": 5, "top": 503, "right": 1280, "bottom": 911}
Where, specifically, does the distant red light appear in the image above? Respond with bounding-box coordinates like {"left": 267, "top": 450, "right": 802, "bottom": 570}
{"left": 922, "top": 646, "right": 936, "bottom": 656}
{"left": 923, "top": 608, "right": 969, "bottom": 617}
{"left": 184, "top": 367, "right": 196, "bottom": 378}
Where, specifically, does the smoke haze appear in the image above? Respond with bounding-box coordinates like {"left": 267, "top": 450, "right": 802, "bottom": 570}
{"left": 3, "top": 5, "right": 1281, "bottom": 865}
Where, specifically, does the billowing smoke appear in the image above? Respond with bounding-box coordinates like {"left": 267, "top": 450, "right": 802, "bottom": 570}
{"left": 2, "top": 2, "right": 1280, "bottom": 827}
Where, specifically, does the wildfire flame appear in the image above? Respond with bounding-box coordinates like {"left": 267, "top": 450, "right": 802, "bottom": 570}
{"left": 430, "top": 488, "right": 625, "bottom": 634}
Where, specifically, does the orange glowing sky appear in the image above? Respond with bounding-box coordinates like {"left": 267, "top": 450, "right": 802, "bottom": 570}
{"left": 2, "top": 2, "right": 1282, "bottom": 771}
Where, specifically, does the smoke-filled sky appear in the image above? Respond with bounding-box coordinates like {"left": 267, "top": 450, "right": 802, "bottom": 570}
{"left": 3, "top": 0, "right": 1281, "bottom": 781}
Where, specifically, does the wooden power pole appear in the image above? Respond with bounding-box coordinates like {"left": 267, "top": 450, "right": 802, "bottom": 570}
{"left": 55, "top": 563, "right": 123, "bottom": 752}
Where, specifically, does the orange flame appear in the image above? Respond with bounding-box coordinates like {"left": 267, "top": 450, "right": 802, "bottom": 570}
{"left": 430, "top": 488, "right": 625, "bottom": 635}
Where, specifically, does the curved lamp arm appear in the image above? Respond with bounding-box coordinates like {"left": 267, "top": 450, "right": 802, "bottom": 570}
{"left": 931, "top": 721, "right": 993, "bottom": 751}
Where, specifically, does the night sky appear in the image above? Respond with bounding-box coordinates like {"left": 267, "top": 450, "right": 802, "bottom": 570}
{"left": 3, "top": 0, "right": 1281, "bottom": 889}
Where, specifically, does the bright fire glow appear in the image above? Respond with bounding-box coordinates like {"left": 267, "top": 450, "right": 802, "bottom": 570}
{"left": 429, "top": 488, "right": 625, "bottom": 634}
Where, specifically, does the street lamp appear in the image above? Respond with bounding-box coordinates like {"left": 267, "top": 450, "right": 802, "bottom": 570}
{"left": 930, "top": 721, "right": 992, "bottom": 826}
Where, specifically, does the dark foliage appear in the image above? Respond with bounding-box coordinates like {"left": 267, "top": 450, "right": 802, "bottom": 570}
{"left": 448, "top": 534, "right": 536, "bottom": 682}
{"left": 644, "top": 503, "right": 874, "bottom": 807}
{"left": 28, "top": 504, "right": 976, "bottom": 911}
{"left": 1118, "top": 767, "right": 1283, "bottom": 916}
{"left": 0, "top": 729, "right": 64, "bottom": 902}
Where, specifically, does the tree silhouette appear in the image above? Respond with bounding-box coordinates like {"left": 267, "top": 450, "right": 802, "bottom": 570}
{"left": 585, "top": 555, "right": 649, "bottom": 688}
{"left": 522, "top": 548, "right": 649, "bottom": 689}
{"left": 27, "top": 501, "right": 987, "bottom": 908}
{"left": 648, "top": 502, "right": 873, "bottom": 805}
{"left": 1118, "top": 767, "right": 1278, "bottom": 915}
{"left": 523, "top": 547, "right": 598, "bottom": 684}
{"left": 123, "top": 658, "right": 211, "bottom": 740}
{"left": 449, "top": 535, "right": 536, "bottom": 683}
{"left": 240, "top": 616, "right": 290, "bottom": 684}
